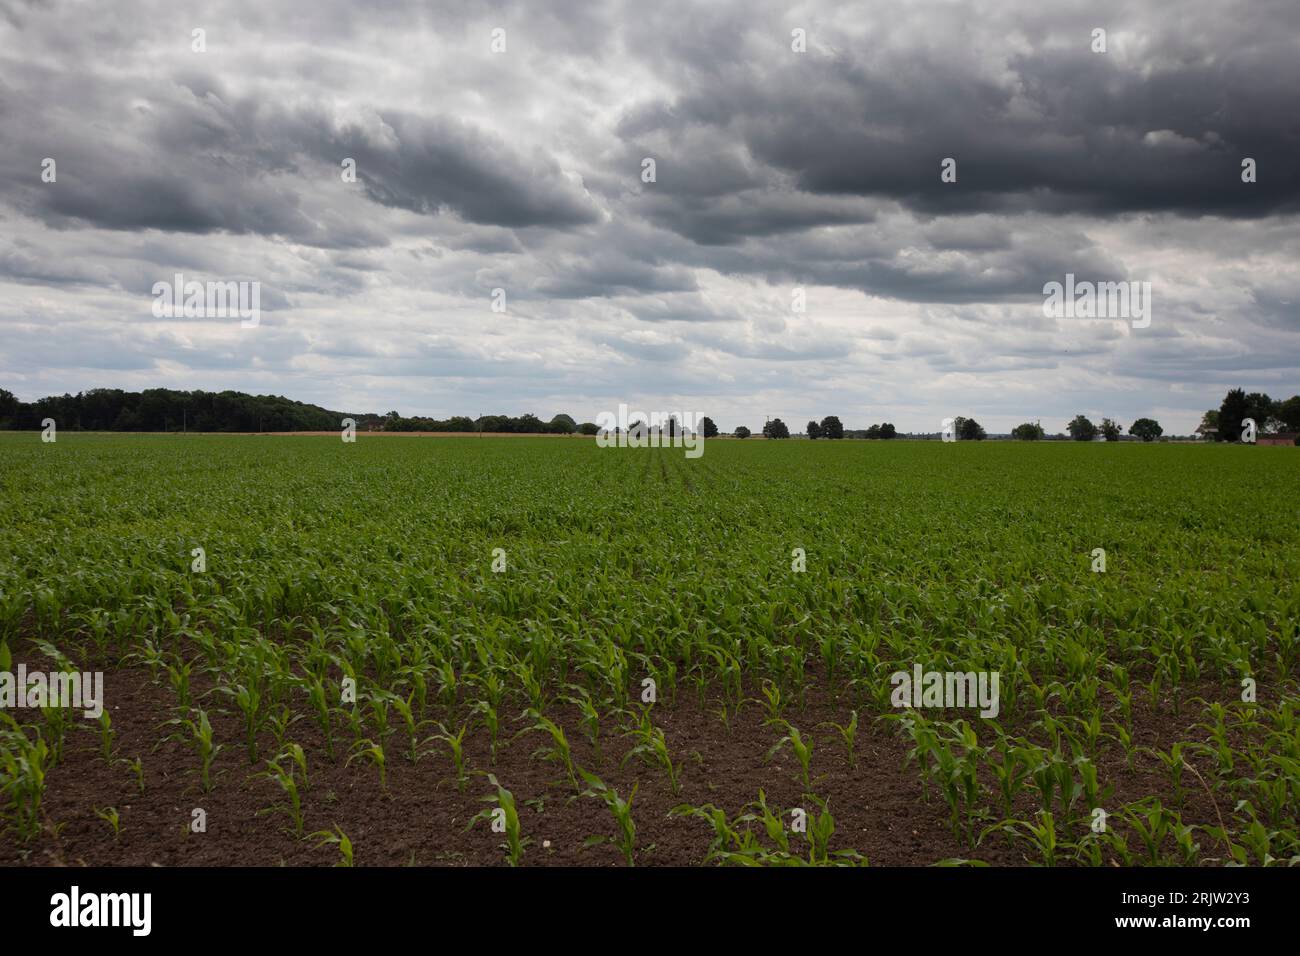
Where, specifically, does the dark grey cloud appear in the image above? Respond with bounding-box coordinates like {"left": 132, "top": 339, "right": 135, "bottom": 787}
{"left": 0, "top": 0, "right": 1296, "bottom": 433}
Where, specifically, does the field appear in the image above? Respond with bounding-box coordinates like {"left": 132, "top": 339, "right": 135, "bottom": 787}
{"left": 1, "top": 433, "right": 1297, "bottom": 867}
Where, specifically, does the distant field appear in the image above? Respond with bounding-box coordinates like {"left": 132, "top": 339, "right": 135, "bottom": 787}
{"left": 1, "top": 434, "right": 1296, "bottom": 866}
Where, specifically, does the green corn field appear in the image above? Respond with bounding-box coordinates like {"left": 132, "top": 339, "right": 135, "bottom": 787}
{"left": 0, "top": 432, "right": 1296, "bottom": 866}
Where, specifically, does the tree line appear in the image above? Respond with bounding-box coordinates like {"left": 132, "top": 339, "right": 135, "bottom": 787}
{"left": 0, "top": 387, "right": 356, "bottom": 432}
{"left": 1196, "top": 389, "right": 1300, "bottom": 442}
{"left": 4, "top": 385, "right": 1294, "bottom": 441}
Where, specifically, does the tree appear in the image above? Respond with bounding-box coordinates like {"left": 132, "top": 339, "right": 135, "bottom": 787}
{"left": 1244, "top": 392, "right": 1278, "bottom": 435}
{"left": 1067, "top": 415, "right": 1097, "bottom": 441}
{"left": 1276, "top": 395, "right": 1300, "bottom": 431}
{"left": 763, "top": 418, "right": 790, "bottom": 439}
{"left": 1100, "top": 418, "right": 1122, "bottom": 441}
{"left": 1011, "top": 422, "right": 1044, "bottom": 440}
{"left": 957, "top": 417, "right": 986, "bottom": 441}
{"left": 806, "top": 420, "right": 823, "bottom": 439}
{"left": 0, "top": 388, "right": 18, "bottom": 428}
{"left": 820, "top": 415, "right": 844, "bottom": 440}
{"left": 578, "top": 422, "right": 599, "bottom": 436}
{"left": 880, "top": 422, "right": 897, "bottom": 439}
{"left": 549, "top": 413, "right": 577, "bottom": 434}
{"left": 701, "top": 416, "right": 718, "bottom": 438}
{"left": 865, "top": 424, "right": 882, "bottom": 439}
{"left": 1217, "top": 389, "right": 1251, "bottom": 442}
{"left": 734, "top": 426, "right": 751, "bottom": 438}
{"left": 1129, "top": 418, "right": 1163, "bottom": 442}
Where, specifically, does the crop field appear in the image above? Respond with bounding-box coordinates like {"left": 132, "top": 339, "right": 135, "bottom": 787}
{"left": 1, "top": 433, "right": 1297, "bottom": 867}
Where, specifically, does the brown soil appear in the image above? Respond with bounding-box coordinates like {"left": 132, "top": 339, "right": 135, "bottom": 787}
{"left": 1, "top": 656, "right": 1242, "bottom": 867}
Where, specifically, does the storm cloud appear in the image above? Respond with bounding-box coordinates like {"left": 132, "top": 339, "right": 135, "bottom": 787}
{"left": 1, "top": 0, "right": 1297, "bottom": 433}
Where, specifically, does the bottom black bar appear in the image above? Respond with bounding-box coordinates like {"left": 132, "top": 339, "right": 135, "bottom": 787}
{"left": 7, "top": 865, "right": 1280, "bottom": 940}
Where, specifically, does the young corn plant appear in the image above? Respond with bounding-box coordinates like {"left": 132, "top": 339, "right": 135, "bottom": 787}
{"left": 563, "top": 688, "right": 602, "bottom": 762}
{"left": 767, "top": 721, "right": 814, "bottom": 791}
{"left": 621, "top": 709, "right": 679, "bottom": 795}
{"left": 215, "top": 681, "right": 264, "bottom": 764}
{"left": 988, "top": 810, "right": 1059, "bottom": 866}
{"left": 1146, "top": 743, "right": 1187, "bottom": 810}
{"left": 162, "top": 708, "right": 222, "bottom": 793}
{"left": 471, "top": 699, "right": 501, "bottom": 763}
{"left": 166, "top": 659, "right": 194, "bottom": 715}
{"left": 97, "top": 710, "right": 116, "bottom": 763}
{"left": 521, "top": 709, "right": 577, "bottom": 789}
{"left": 668, "top": 802, "right": 752, "bottom": 864}
{"left": 821, "top": 710, "right": 858, "bottom": 769}
{"left": 802, "top": 796, "right": 864, "bottom": 866}
{"left": 468, "top": 774, "right": 528, "bottom": 866}
{"left": 303, "top": 677, "right": 336, "bottom": 761}
{"left": 94, "top": 806, "right": 122, "bottom": 841}
{"left": 311, "top": 824, "right": 354, "bottom": 866}
{"left": 759, "top": 679, "right": 785, "bottom": 725}
{"left": 40, "top": 702, "right": 72, "bottom": 765}
{"left": 0, "top": 716, "right": 49, "bottom": 840}
{"left": 1121, "top": 799, "right": 1194, "bottom": 865}
{"left": 990, "top": 739, "right": 1033, "bottom": 816}
{"left": 390, "top": 691, "right": 426, "bottom": 765}
{"left": 346, "top": 738, "right": 388, "bottom": 792}
{"left": 578, "top": 768, "right": 637, "bottom": 866}
{"left": 256, "top": 757, "right": 306, "bottom": 838}
{"left": 121, "top": 755, "right": 146, "bottom": 794}
{"left": 427, "top": 722, "right": 469, "bottom": 791}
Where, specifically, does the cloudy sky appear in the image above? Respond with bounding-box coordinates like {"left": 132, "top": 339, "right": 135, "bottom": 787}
{"left": 1, "top": 0, "right": 1297, "bottom": 433}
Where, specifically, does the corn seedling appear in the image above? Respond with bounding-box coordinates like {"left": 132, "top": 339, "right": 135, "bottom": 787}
{"left": 256, "top": 757, "right": 306, "bottom": 838}
{"left": 579, "top": 768, "right": 637, "bottom": 865}
{"left": 311, "top": 824, "right": 354, "bottom": 866}
{"left": 767, "top": 722, "right": 815, "bottom": 790}
{"left": 468, "top": 773, "right": 528, "bottom": 866}
{"left": 162, "top": 708, "right": 222, "bottom": 792}
{"left": 427, "top": 722, "right": 469, "bottom": 791}
{"left": 346, "top": 738, "right": 388, "bottom": 792}
{"left": 97, "top": 710, "right": 115, "bottom": 763}
{"left": 622, "top": 709, "right": 679, "bottom": 794}
{"left": 821, "top": 709, "right": 858, "bottom": 769}
{"left": 94, "top": 806, "right": 122, "bottom": 840}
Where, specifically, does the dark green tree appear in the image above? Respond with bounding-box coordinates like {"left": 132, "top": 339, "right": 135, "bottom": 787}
{"left": 1276, "top": 396, "right": 1300, "bottom": 431}
{"left": 1128, "top": 418, "right": 1163, "bottom": 442}
{"left": 763, "top": 418, "right": 790, "bottom": 439}
{"left": 819, "top": 415, "right": 844, "bottom": 439}
{"left": 1011, "top": 422, "right": 1045, "bottom": 440}
{"left": 1067, "top": 415, "right": 1097, "bottom": 441}
{"left": 1217, "top": 389, "right": 1250, "bottom": 443}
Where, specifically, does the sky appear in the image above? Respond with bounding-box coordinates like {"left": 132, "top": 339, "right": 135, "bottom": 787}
{"left": 1, "top": 0, "right": 1297, "bottom": 434}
